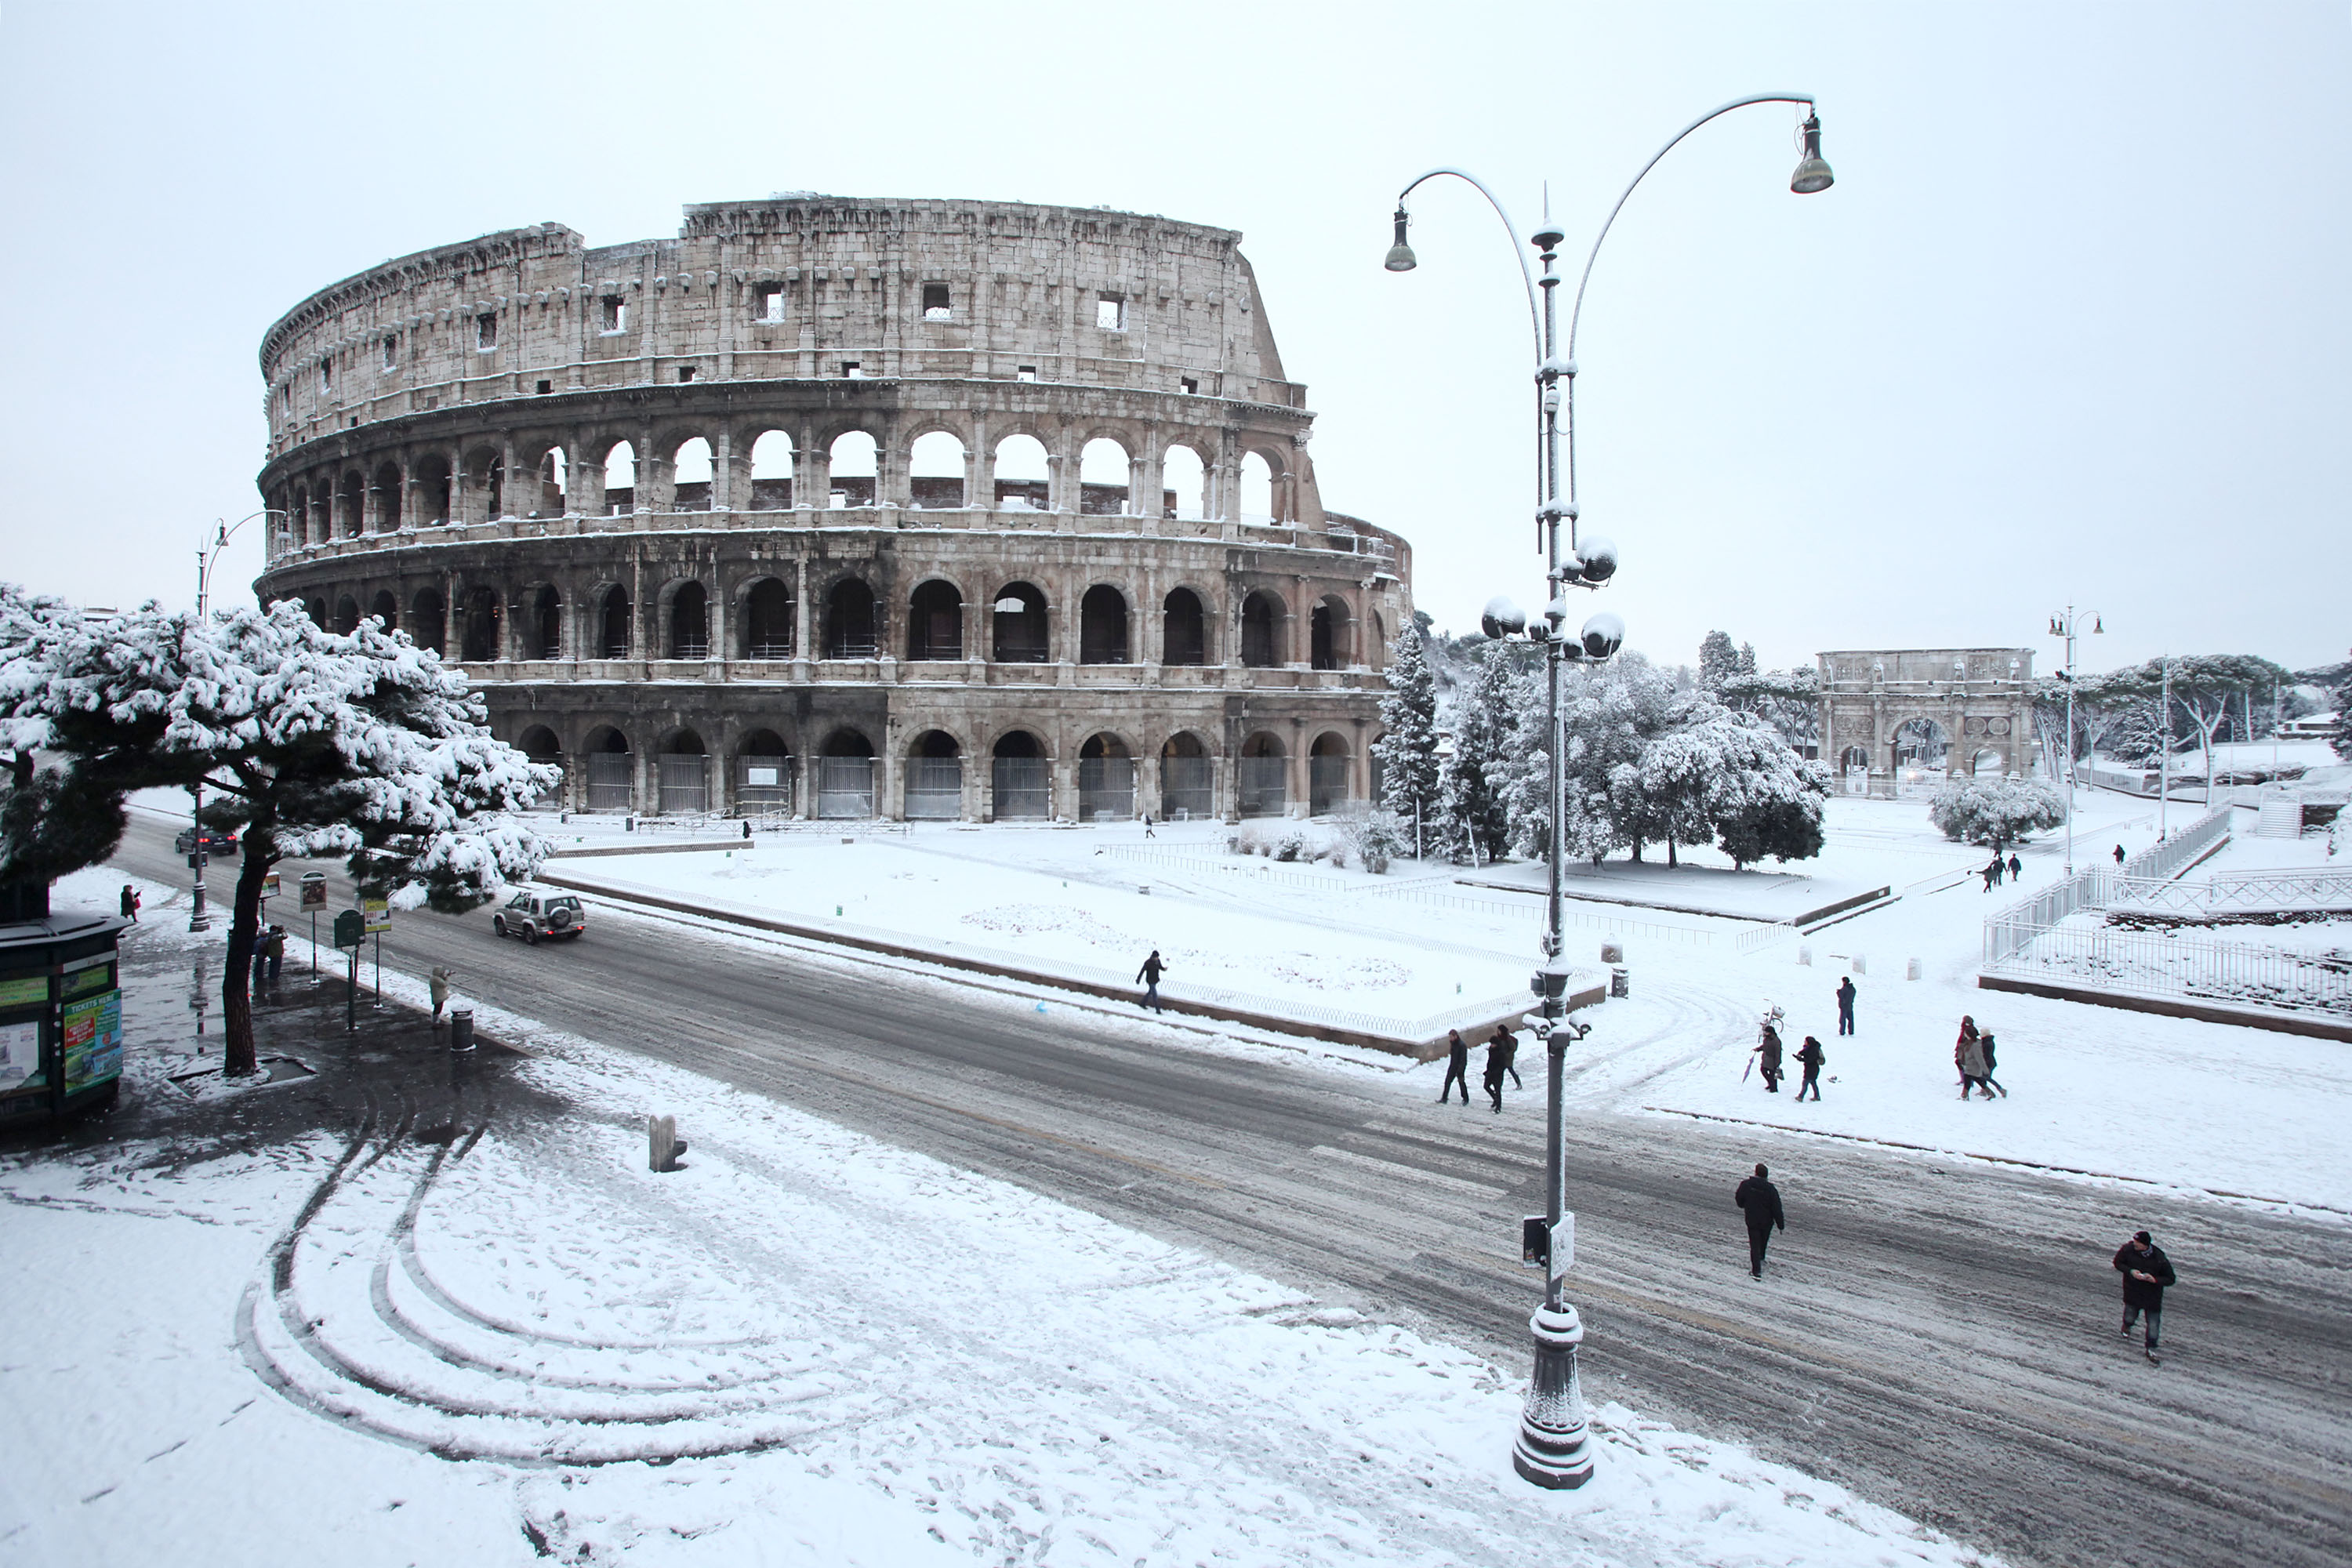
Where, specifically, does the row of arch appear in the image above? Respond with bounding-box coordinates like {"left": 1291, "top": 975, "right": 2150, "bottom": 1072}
{"left": 515, "top": 721, "right": 1367, "bottom": 822}
{"left": 274, "top": 423, "right": 1306, "bottom": 546}
{"left": 306, "top": 574, "right": 1375, "bottom": 671}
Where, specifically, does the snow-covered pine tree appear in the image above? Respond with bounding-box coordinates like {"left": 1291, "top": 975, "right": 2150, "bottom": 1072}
{"left": 1697, "top": 630, "right": 1739, "bottom": 691}
{"left": 1370, "top": 625, "right": 1441, "bottom": 848}
{"left": 1439, "top": 644, "right": 1519, "bottom": 862}
{"left": 1737, "top": 642, "right": 1758, "bottom": 677}
{"left": 1, "top": 593, "right": 557, "bottom": 1076}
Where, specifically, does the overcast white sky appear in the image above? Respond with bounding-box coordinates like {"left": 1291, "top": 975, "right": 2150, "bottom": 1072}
{"left": 2, "top": 2, "right": 2343, "bottom": 676}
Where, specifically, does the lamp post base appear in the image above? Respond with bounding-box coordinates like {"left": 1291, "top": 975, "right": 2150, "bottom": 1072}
{"left": 1512, "top": 1303, "right": 1594, "bottom": 1489}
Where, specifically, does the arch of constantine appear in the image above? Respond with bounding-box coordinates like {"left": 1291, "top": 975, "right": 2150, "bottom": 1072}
{"left": 1817, "top": 648, "right": 2038, "bottom": 791}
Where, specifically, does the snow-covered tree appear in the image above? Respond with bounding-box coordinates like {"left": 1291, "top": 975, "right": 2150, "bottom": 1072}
{"left": 1702, "top": 717, "right": 1828, "bottom": 868}
{"left": 1716, "top": 666, "right": 1820, "bottom": 751}
{"left": 1370, "top": 626, "right": 1441, "bottom": 845}
{"left": 1697, "top": 630, "right": 1739, "bottom": 691}
{"left": 1928, "top": 777, "right": 2067, "bottom": 847}
{"left": 1, "top": 593, "right": 557, "bottom": 1076}
{"left": 1439, "top": 644, "right": 1520, "bottom": 862}
{"left": 1554, "top": 653, "right": 1678, "bottom": 862}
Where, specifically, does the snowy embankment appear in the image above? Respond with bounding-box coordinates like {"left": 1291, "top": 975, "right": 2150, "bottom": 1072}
{"left": 2, "top": 871, "right": 1998, "bottom": 1568}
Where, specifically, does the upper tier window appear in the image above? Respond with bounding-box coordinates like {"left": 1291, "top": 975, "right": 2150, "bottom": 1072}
{"left": 923, "top": 283, "right": 952, "bottom": 321}
{"left": 1096, "top": 295, "right": 1126, "bottom": 332}
{"left": 601, "top": 296, "right": 628, "bottom": 334}
{"left": 753, "top": 283, "right": 785, "bottom": 324}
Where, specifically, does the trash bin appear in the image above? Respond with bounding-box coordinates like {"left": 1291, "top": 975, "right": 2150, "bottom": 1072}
{"left": 1610, "top": 967, "right": 1629, "bottom": 999}
{"left": 449, "top": 1007, "right": 474, "bottom": 1053}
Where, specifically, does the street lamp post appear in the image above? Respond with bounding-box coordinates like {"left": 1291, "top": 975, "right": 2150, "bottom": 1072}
{"left": 2047, "top": 606, "right": 2103, "bottom": 875}
{"left": 1386, "top": 95, "right": 1832, "bottom": 1491}
{"left": 187, "top": 510, "right": 283, "bottom": 932}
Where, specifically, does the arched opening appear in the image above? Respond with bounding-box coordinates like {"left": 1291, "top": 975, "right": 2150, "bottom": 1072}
{"left": 671, "top": 437, "right": 713, "bottom": 511}
{"left": 300, "top": 597, "right": 327, "bottom": 629}
{"left": 741, "top": 577, "right": 793, "bottom": 659}
{"left": 829, "top": 430, "right": 877, "bottom": 509}
{"left": 1239, "top": 731, "right": 1288, "bottom": 818}
{"left": 1160, "top": 444, "right": 1206, "bottom": 520}
{"left": 816, "top": 729, "right": 877, "bottom": 818}
{"left": 530, "top": 586, "right": 561, "bottom": 659}
{"left": 906, "top": 730, "right": 963, "bottom": 819}
{"left": 1971, "top": 747, "right": 2008, "bottom": 778}
{"left": 459, "top": 586, "right": 500, "bottom": 662}
{"left": 657, "top": 728, "right": 708, "bottom": 815}
{"left": 1839, "top": 746, "right": 1870, "bottom": 771}
{"left": 667, "top": 582, "right": 709, "bottom": 659}
{"left": 1891, "top": 717, "right": 1949, "bottom": 778}
{"left": 289, "top": 485, "right": 310, "bottom": 545}
{"left": 1310, "top": 596, "right": 1351, "bottom": 670}
{"left": 583, "top": 726, "right": 632, "bottom": 812}
{"left": 909, "top": 431, "right": 967, "bottom": 509}
{"left": 466, "top": 448, "right": 504, "bottom": 521}
{"left": 990, "top": 731, "right": 1050, "bottom": 820}
{"left": 336, "top": 471, "right": 365, "bottom": 537}
{"left": 1309, "top": 732, "right": 1351, "bottom": 816}
{"left": 1079, "top": 437, "right": 1129, "bottom": 516}
{"left": 411, "top": 453, "right": 452, "bottom": 525}
{"left": 1079, "top": 585, "right": 1129, "bottom": 665}
{"left": 824, "top": 578, "right": 878, "bottom": 659}
{"left": 1078, "top": 733, "right": 1134, "bottom": 821}
{"left": 517, "top": 725, "right": 563, "bottom": 808}
{"left": 992, "top": 583, "right": 1048, "bottom": 662}
{"left": 333, "top": 594, "right": 360, "bottom": 635}
{"left": 1160, "top": 732, "right": 1212, "bottom": 820}
{"left": 535, "top": 446, "right": 568, "bottom": 516}
{"left": 1239, "top": 452, "right": 1276, "bottom": 523}
{"left": 907, "top": 580, "right": 963, "bottom": 661}
{"left": 735, "top": 728, "right": 792, "bottom": 816}
{"left": 1240, "top": 590, "right": 1282, "bottom": 668}
{"left": 368, "top": 590, "right": 399, "bottom": 632}
{"left": 749, "top": 430, "right": 795, "bottom": 510}
{"left": 993, "top": 434, "right": 1051, "bottom": 510}
{"left": 1162, "top": 588, "right": 1207, "bottom": 666}
{"left": 370, "top": 463, "right": 403, "bottom": 532}
{"left": 598, "top": 586, "right": 631, "bottom": 659}
{"left": 603, "top": 441, "right": 637, "bottom": 514}
{"left": 412, "top": 588, "right": 446, "bottom": 656}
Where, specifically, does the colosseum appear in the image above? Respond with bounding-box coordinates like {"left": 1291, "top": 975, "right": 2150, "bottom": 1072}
{"left": 251, "top": 196, "right": 1413, "bottom": 824}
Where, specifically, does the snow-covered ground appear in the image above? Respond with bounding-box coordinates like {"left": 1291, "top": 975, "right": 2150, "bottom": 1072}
{"left": 1, "top": 871, "right": 1999, "bottom": 1568}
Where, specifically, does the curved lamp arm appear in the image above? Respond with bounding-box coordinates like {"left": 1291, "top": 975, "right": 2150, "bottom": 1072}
{"left": 1393, "top": 167, "right": 1543, "bottom": 362}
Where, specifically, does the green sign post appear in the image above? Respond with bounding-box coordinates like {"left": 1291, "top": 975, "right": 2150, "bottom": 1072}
{"left": 333, "top": 909, "right": 364, "bottom": 1032}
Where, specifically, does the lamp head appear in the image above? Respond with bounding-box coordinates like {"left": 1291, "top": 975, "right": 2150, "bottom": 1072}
{"left": 1574, "top": 534, "right": 1618, "bottom": 584}
{"left": 1480, "top": 595, "right": 1527, "bottom": 641}
{"left": 1791, "top": 111, "right": 1835, "bottom": 194}
{"left": 1385, "top": 206, "right": 1417, "bottom": 272}
{"left": 1579, "top": 612, "right": 1624, "bottom": 660}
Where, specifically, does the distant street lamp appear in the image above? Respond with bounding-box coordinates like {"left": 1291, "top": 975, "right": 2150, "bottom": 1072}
{"left": 1386, "top": 94, "right": 1833, "bottom": 1491}
{"left": 187, "top": 510, "right": 283, "bottom": 932}
{"left": 2047, "top": 606, "right": 2103, "bottom": 875}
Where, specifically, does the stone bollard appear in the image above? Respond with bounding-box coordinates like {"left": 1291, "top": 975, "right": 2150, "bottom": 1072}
{"left": 1797, "top": 946, "right": 1813, "bottom": 967}
{"left": 648, "top": 1114, "right": 688, "bottom": 1173}
{"left": 448, "top": 1007, "right": 474, "bottom": 1053}
{"left": 1907, "top": 958, "right": 1922, "bottom": 981}
{"left": 1599, "top": 942, "right": 1624, "bottom": 966}
{"left": 1851, "top": 955, "right": 1867, "bottom": 975}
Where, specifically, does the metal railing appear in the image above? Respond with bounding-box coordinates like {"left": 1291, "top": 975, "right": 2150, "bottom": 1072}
{"left": 1991, "top": 924, "right": 2350, "bottom": 1015}
{"left": 2122, "top": 808, "right": 2232, "bottom": 881}
{"left": 2108, "top": 866, "right": 2352, "bottom": 918}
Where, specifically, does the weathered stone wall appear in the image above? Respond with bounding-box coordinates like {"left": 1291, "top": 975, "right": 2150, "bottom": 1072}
{"left": 252, "top": 198, "right": 1412, "bottom": 822}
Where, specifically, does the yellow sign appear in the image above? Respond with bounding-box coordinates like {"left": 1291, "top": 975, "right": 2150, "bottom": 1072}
{"left": 361, "top": 898, "right": 390, "bottom": 934}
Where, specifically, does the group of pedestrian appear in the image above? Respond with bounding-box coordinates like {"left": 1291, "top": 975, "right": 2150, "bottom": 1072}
{"left": 1980, "top": 851, "right": 2023, "bottom": 891}
{"left": 1751, "top": 1002, "right": 1829, "bottom": 1101}
{"left": 248, "top": 926, "right": 287, "bottom": 991}
{"left": 1954, "top": 1014, "right": 2007, "bottom": 1098}
{"left": 1730, "top": 1163, "right": 2180, "bottom": 1367}
{"left": 1436, "top": 1025, "right": 1521, "bottom": 1112}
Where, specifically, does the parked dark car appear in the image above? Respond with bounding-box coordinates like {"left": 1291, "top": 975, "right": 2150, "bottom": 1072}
{"left": 491, "top": 888, "right": 586, "bottom": 945}
{"left": 173, "top": 829, "right": 241, "bottom": 856}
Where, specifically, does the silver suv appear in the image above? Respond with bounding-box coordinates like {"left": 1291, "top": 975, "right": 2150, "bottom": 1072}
{"left": 491, "top": 889, "right": 586, "bottom": 945}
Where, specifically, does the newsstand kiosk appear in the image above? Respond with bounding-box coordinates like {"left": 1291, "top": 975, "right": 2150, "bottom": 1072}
{"left": 0, "top": 880, "right": 128, "bottom": 1127}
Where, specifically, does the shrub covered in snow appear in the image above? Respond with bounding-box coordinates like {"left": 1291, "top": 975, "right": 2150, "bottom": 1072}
{"left": 1928, "top": 777, "right": 2067, "bottom": 845}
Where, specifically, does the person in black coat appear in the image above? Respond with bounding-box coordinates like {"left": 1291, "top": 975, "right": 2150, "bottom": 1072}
{"left": 1794, "top": 1036, "right": 1825, "bottom": 1101}
{"left": 1482, "top": 1030, "right": 1512, "bottom": 1113}
{"left": 1438, "top": 1029, "right": 1471, "bottom": 1105}
{"left": 1754, "top": 1025, "right": 1784, "bottom": 1093}
{"left": 1835, "top": 975, "right": 1857, "bottom": 1036}
{"left": 1735, "top": 1163, "right": 1785, "bottom": 1278}
{"left": 2007, "top": 853, "right": 2023, "bottom": 881}
{"left": 2113, "top": 844, "right": 2126, "bottom": 866}
{"left": 2113, "top": 1230, "right": 2176, "bottom": 1362}
{"left": 1135, "top": 949, "right": 1167, "bottom": 1013}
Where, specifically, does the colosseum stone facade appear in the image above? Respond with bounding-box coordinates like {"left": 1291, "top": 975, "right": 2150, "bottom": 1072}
{"left": 251, "top": 197, "right": 1412, "bottom": 823}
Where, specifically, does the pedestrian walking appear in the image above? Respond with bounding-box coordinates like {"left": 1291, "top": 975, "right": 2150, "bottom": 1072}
{"left": 1980, "top": 864, "right": 1996, "bottom": 893}
{"left": 1955, "top": 1016, "right": 1991, "bottom": 1099}
{"left": 1734, "top": 1162, "right": 1786, "bottom": 1279}
{"left": 1142, "top": 812, "right": 1156, "bottom": 839}
{"left": 2113, "top": 1229, "right": 2176, "bottom": 1363}
{"left": 1135, "top": 949, "right": 1167, "bottom": 1013}
{"left": 1988, "top": 856, "right": 2005, "bottom": 888}
{"left": 1438, "top": 1028, "right": 1471, "bottom": 1105}
{"left": 1979, "top": 1030, "right": 2008, "bottom": 1097}
{"left": 1794, "top": 1036, "right": 1825, "bottom": 1100}
{"left": 1753, "top": 1022, "right": 1785, "bottom": 1093}
{"left": 429, "top": 964, "right": 453, "bottom": 1024}
{"left": 2113, "top": 844, "right": 2126, "bottom": 866}
{"left": 1482, "top": 1030, "right": 1511, "bottom": 1113}
{"left": 265, "top": 925, "right": 285, "bottom": 984}
{"left": 1490, "top": 1024, "right": 1522, "bottom": 1090}
{"left": 120, "top": 884, "right": 139, "bottom": 922}
{"left": 2007, "top": 853, "right": 2023, "bottom": 881}
{"left": 1835, "top": 975, "right": 1857, "bottom": 1036}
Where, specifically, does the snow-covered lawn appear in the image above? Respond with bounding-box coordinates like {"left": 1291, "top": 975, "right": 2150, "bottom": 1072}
{"left": 1, "top": 884, "right": 1998, "bottom": 1568}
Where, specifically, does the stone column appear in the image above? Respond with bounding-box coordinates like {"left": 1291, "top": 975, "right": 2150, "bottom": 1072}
{"left": 793, "top": 557, "right": 811, "bottom": 672}
{"left": 640, "top": 423, "right": 665, "bottom": 512}
{"left": 713, "top": 424, "right": 737, "bottom": 512}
